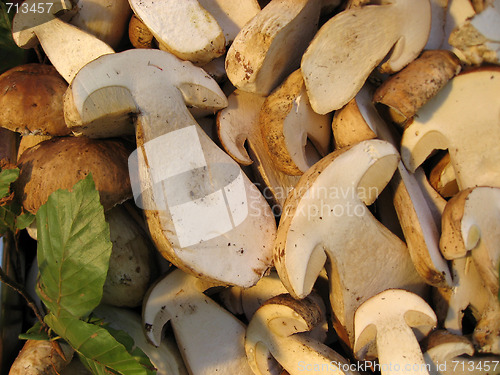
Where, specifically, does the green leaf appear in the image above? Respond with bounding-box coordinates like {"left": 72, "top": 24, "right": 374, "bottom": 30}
{"left": 45, "top": 314, "right": 154, "bottom": 375}
{"left": 36, "top": 174, "right": 112, "bottom": 319}
{"left": 18, "top": 321, "right": 50, "bottom": 341}
{"left": 0, "top": 2, "right": 27, "bottom": 74}
{"left": 0, "top": 167, "right": 19, "bottom": 199}
{"left": 0, "top": 204, "right": 18, "bottom": 235}
{"left": 16, "top": 211, "right": 35, "bottom": 229}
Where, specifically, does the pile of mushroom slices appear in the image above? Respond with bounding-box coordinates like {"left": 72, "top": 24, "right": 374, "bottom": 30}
{"left": 2, "top": 0, "right": 500, "bottom": 374}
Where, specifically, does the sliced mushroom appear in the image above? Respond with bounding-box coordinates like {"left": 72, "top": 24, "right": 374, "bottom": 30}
{"left": 12, "top": 0, "right": 114, "bottom": 83}
{"left": 226, "top": 0, "right": 321, "bottom": 95}
{"left": 425, "top": 0, "right": 475, "bottom": 51}
{"left": 433, "top": 255, "right": 490, "bottom": 337}
{"left": 128, "top": 0, "right": 225, "bottom": 66}
{"left": 429, "top": 153, "right": 459, "bottom": 199}
{"left": 260, "top": 69, "right": 332, "bottom": 176}
{"left": 216, "top": 89, "right": 300, "bottom": 209}
{"left": 65, "top": 49, "right": 275, "bottom": 288}
{"left": 128, "top": 14, "right": 156, "bottom": 49}
{"left": 336, "top": 84, "right": 452, "bottom": 287}
{"left": 245, "top": 294, "right": 358, "bottom": 375}
{"left": 373, "top": 50, "right": 462, "bottom": 126}
{"left": 197, "top": 0, "right": 261, "bottom": 45}
{"left": 69, "top": 0, "right": 132, "bottom": 48}
{"left": 440, "top": 186, "right": 500, "bottom": 353}
{"left": 424, "top": 330, "right": 500, "bottom": 375}
{"left": 94, "top": 305, "right": 188, "bottom": 375}
{"left": 449, "top": 0, "right": 500, "bottom": 65}
{"left": 354, "top": 289, "right": 437, "bottom": 373}
{"left": 401, "top": 68, "right": 500, "bottom": 190}
{"left": 301, "top": 0, "right": 432, "bottom": 114}
{"left": 274, "top": 139, "right": 426, "bottom": 348}
{"left": 15, "top": 137, "right": 132, "bottom": 214}
{"left": 331, "top": 98, "right": 376, "bottom": 149}
{"left": 143, "top": 269, "right": 254, "bottom": 375}
{"left": 0, "top": 64, "right": 69, "bottom": 136}
{"left": 219, "top": 270, "right": 287, "bottom": 320}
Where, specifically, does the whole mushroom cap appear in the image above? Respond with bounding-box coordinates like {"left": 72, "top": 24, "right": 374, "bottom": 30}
{"left": 0, "top": 64, "right": 70, "bottom": 136}
{"left": 15, "top": 137, "right": 132, "bottom": 214}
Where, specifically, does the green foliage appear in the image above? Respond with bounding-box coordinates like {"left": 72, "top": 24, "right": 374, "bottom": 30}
{"left": 18, "top": 321, "right": 50, "bottom": 341}
{"left": 0, "top": 168, "right": 19, "bottom": 198}
{"left": 0, "top": 166, "right": 35, "bottom": 235}
{"left": 36, "top": 174, "right": 112, "bottom": 319}
{"left": 35, "top": 174, "right": 156, "bottom": 375}
{"left": 45, "top": 314, "right": 155, "bottom": 375}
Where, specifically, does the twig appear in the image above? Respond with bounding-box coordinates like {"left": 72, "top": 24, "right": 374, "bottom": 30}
{"left": 0, "top": 265, "right": 48, "bottom": 332}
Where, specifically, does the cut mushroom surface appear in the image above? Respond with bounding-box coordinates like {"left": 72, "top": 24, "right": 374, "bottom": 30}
{"left": 142, "top": 269, "right": 254, "bottom": 375}
{"left": 301, "top": 0, "right": 432, "bottom": 114}
{"left": 260, "top": 69, "right": 331, "bottom": 176}
{"left": 354, "top": 289, "right": 437, "bottom": 374}
{"left": 69, "top": 0, "right": 132, "bottom": 48}
{"left": 449, "top": 0, "right": 500, "bottom": 65}
{"left": 129, "top": 0, "right": 225, "bottom": 66}
{"left": 401, "top": 67, "right": 500, "bottom": 190}
{"left": 245, "top": 294, "right": 359, "bottom": 375}
{"left": 65, "top": 49, "right": 276, "bottom": 288}
{"left": 12, "top": 0, "right": 114, "bottom": 83}
{"left": 217, "top": 89, "right": 300, "bottom": 209}
{"left": 274, "top": 139, "right": 426, "bottom": 347}
{"left": 337, "top": 84, "right": 452, "bottom": 288}
{"left": 226, "top": 0, "right": 321, "bottom": 95}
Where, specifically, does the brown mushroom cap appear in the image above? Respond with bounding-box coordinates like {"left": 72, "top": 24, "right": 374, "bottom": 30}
{"left": 15, "top": 137, "right": 132, "bottom": 214}
{"left": 0, "top": 64, "right": 70, "bottom": 136}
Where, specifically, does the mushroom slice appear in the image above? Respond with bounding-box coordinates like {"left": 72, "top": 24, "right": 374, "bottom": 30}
{"left": 217, "top": 89, "right": 300, "bottom": 209}
{"left": 15, "top": 137, "right": 132, "bottom": 214}
{"left": 260, "top": 69, "right": 332, "bottom": 176}
{"left": 401, "top": 68, "right": 500, "bottom": 190}
{"left": 143, "top": 269, "right": 254, "bottom": 375}
{"left": 301, "top": 0, "right": 431, "bottom": 114}
{"left": 226, "top": 0, "right": 321, "bottom": 95}
{"left": 449, "top": 0, "right": 500, "bottom": 65}
{"left": 429, "top": 153, "right": 459, "bottom": 199}
{"left": 220, "top": 270, "right": 288, "bottom": 319}
{"left": 373, "top": 50, "right": 462, "bottom": 126}
{"left": 340, "top": 84, "right": 452, "bottom": 288}
{"left": 69, "top": 0, "right": 132, "bottom": 48}
{"left": 94, "top": 305, "right": 188, "bottom": 375}
{"left": 440, "top": 187, "right": 500, "bottom": 263}
{"left": 424, "top": 329, "right": 500, "bottom": 374}
{"left": 245, "top": 294, "right": 358, "bottom": 375}
{"left": 197, "top": 0, "right": 261, "bottom": 45}
{"left": 65, "top": 49, "right": 275, "bottom": 288}
{"left": 354, "top": 289, "right": 437, "bottom": 373}
{"left": 129, "top": 0, "right": 225, "bottom": 66}
{"left": 424, "top": 330, "right": 474, "bottom": 373}
{"left": 128, "top": 14, "right": 156, "bottom": 49}
{"left": 12, "top": 0, "right": 114, "bottom": 83}
{"left": 0, "top": 64, "right": 69, "bottom": 136}
{"left": 331, "top": 98, "right": 376, "bottom": 149}
{"left": 274, "top": 139, "right": 425, "bottom": 347}
{"left": 425, "top": 0, "right": 476, "bottom": 51}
